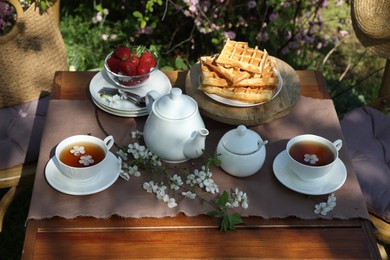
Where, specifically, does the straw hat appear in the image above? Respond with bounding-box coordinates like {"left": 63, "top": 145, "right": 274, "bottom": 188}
{"left": 351, "top": 0, "right": 390, "bottom": 59}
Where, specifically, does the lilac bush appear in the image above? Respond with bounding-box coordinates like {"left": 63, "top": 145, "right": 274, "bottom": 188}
{"left": 60, "top": 0, "right": 383, "bottom": 114}
{"left": 0, "top": 0, "right": 16, "bottom": 35}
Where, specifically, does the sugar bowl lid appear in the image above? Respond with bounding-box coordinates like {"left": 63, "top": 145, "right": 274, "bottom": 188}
{"left": 221, "top": 125, "right": 267, "bottom": 155}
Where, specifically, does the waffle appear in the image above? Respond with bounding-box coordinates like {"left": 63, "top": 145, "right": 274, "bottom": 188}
{"left": 200, "top": 56, "right": 251, "bottom": 85}
{"left": 198, "top": 40, "right": 279, "bottom": 103}
{"left": 215, "top": 38, "right": 269, "bottom": 74}
{"left": 199, "top": 85, "right": 276, "bottom": 103}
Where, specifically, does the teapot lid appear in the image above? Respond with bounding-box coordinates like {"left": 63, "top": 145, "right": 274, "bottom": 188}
{"left": 222, "top": 125, "right": 264, "bottom": 155}
{"left": 155, "top": 88, "right": 197, "bottom": 119}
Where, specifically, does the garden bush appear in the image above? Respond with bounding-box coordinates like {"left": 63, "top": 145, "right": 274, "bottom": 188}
{"left": 59, "top": 0, "right": 385, "bottom": 116}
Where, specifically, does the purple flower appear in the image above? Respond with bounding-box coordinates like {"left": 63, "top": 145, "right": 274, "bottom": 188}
{"left": 269, "top": 13, "right": 279, "bottom": 22}
{"left": 223, "top": 31, "right": 236, "bottom": 39}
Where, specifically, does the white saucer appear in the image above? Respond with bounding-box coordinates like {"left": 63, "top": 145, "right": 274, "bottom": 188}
{"left": 45, "top": 152, "right": 120, "bottom": 195}
{"left": 91, "top": 96, "right": 149, "bottom": 117}
{"left": 273, "top": 150, "right": 347, "bottom": 195}
{"left": 203, "top": 68, "right": 283, "bottom": 107}
{"left": 89, "top": 70, "right": 172, "bottom": 112}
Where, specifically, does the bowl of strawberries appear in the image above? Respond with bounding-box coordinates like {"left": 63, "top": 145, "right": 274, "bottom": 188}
{"left": 104, "top": 45, "right": 159, "bottom": 88}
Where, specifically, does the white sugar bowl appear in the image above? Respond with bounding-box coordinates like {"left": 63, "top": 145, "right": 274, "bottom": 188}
{"left": 216, "top": 125, "right": 268, "bottom": 177}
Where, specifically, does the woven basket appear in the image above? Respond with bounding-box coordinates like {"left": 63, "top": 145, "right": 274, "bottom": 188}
{"left": 0, "top": 0, "right": 67, "bottom": 107}
{"left": 351, "top": 0, "right": 390, "bottom": 60}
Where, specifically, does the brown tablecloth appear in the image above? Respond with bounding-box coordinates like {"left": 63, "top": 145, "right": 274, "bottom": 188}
{"left": 28, "top": 96, "right": 370, "bottom": 220}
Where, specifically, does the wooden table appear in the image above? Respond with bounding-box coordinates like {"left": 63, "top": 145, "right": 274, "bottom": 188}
{"left": 22, "top": 70, "right": 380, "bottom": 259}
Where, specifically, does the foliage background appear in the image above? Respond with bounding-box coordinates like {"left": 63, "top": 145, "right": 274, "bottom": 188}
{"left": 59, "top": 0, "right": 386, "bottom": 117}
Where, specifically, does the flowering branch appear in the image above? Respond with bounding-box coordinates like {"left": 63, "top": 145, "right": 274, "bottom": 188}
{"left": 117, "top": 130, "right": 249, "bottom": 231}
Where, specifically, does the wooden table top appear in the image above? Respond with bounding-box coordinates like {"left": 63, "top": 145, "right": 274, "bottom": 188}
{"left": 22, "top": 70, "right": 380, "bottom": 259}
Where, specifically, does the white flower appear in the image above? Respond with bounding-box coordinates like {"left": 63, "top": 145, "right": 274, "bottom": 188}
{"left": 314, "top": 193, "right": 337, "bottom": 216}
{"left": 227, "top": 188, "right": 249, "bottom": 209}
{"left": 143, "top": 181, "right": 154, "bottom": 193}
{"left": 102, "top": 94, "right": 121, "bottom": 108}
{"left": 131, "top": 130, "right": 143, "bottom": 139}
{"left": 129, "top": 165, "right": 141, "bottom": 177}
{"left": 70, "top": 146, "right": 85, "bottom": 156}
{"left": 304, "top": 154, "right": 319, "bottom": 165}
{"left": 327, "top": 193, "right": 337, "bottom": 208}
{"left": 79, "top": 155, "right": 94, "bottom": 166}
{"left": 182, "top": 191, "right": 196, "bottom": 199}
{"left": 167, "top": 198, "right": 177, "bottom": 208}
{"left": 170, "top": 174, "right": 183, "bottom": 191}
{"left": 116, "top": 149, "right": 128, "bottom": 161}
{"left": 117, "top": 89, "right": 130, "bottom": 100}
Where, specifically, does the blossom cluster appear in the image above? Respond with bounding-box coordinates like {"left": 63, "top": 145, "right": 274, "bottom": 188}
{"left": 226, "top": 188, "right": 249, "bottom": 209}
{"left": 143, "top": 180, "right": 178, "bottom": 208}
{"left": 186, "top": 165, "right": 219, "bottom": 194}
{"left": 116, "top": 133, "right": 161, "bottom": 181}
{"left": 314, "top": 193, "right": 336, "bottom": 216}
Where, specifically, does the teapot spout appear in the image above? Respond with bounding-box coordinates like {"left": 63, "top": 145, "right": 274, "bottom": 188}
{"left": 183, "top": 128, "right": 209, "bottom": 159}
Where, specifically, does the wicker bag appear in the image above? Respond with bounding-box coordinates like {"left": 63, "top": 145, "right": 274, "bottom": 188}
{"left": 0, "top": 0, "right": 67, "bottom": 107}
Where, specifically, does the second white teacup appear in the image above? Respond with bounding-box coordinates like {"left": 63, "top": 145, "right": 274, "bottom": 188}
{"left": 286, "top": 134, "right": 342, "bottom": 182}
{"left": 55, "top": 135, "right": 114, "bottom": 182}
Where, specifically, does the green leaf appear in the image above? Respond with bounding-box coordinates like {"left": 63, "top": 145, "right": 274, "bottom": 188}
{"left": 220, "top": 213, "right": 243, "bottom": 232}
{"left": 220, "top": 215, "right": 229, "bottom": 232}
{"left": 218, "top": 191, "right": 229, "bottom": 206}
{"left": 175, "top": 57, "right": 188, "bottom": 70}
{"left": 133, "top": 11, "right": 143, "bottom": 19}
{"left": 228, "top": 213, "right": 244, "bottom": 230}
{"left": 207, "top": 211, "right": 219, "bottom": 217}
{"left": 95, "top": 4, "right": 103, "bottom": 13}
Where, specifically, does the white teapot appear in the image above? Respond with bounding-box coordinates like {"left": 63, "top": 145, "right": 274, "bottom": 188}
{"left": 217, "top": 125, "right": 268, "bottom": 177}
{"left": 143, "top": 88, "right": 209, "bottom": 163}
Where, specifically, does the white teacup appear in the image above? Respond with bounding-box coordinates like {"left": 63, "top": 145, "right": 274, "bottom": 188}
{"left": 55, "top": 135, "right": 114, "bottom": 182}
{"left": 286, "top": 134, "right": 342, "bottom": 182}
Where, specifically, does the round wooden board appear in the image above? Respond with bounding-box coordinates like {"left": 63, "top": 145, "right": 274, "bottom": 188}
{"left": 185, "top": 58, "right": 301, "bottom": 126}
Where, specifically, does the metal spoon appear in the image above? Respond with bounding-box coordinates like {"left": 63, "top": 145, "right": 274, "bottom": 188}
{"left": 98, "top": 87, "right": 146, "bottom": 107}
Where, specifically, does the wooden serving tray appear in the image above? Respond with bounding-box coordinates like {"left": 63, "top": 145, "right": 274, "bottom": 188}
{"left": 185, "top": 58, "right": 300, "bottom": 126}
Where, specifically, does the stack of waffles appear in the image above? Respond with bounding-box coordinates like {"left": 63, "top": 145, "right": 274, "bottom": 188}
{"left": 199, "top": 39, "right": 279, "bottom": 103}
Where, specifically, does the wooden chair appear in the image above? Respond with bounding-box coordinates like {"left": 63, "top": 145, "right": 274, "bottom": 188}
{"left": 0, "top": 164, "right": 36, "bottom": 232}
{"left": 0, "top": 0, "right": 64, "bottom": 232}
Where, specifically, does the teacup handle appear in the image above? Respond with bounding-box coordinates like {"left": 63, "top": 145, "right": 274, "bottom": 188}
{"left": 333, "top": 139, "right": 343, "bottom": 151}
{"left": 103, "top": 135, "right": 114, "bottom": 150}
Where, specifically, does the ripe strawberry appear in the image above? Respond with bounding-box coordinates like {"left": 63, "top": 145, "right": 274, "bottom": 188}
{"left": 113, "top": 46, "right": 131, "bottom": 61}
{"left": 136, "top": 62, "right": 152, "bottom": 75}
{"left": 127, "top": 53, "right": 140, "bottom": 67}
{"left": 119, "top": 61, "right": 137, "bottom": 76}
{"left": 139, "top": 52, "right": 157, "bottom": 68}
{"left": 106, "top": 56, "right": 121, "bottom": 73}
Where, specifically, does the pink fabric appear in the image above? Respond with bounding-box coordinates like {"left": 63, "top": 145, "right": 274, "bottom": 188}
{"left": 28, "top": 96, "right": 369, "bottom": 221}
{"left": 341, "top": 106, "right": 390, "bottom": 222}
{"left": 0, "top": 95, "right": 50, "bottom": 169}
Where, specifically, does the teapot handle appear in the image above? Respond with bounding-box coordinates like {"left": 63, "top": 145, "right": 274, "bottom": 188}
{"left": 145, "top": 90, "right": 161, "bottom": 114}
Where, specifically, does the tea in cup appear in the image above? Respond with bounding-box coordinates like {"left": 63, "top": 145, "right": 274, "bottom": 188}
{"left": 286, "top": 134, "right": 342, "bottom": 182}
{"left": 55, "top": 135, "right": 114, "bottom": 182}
